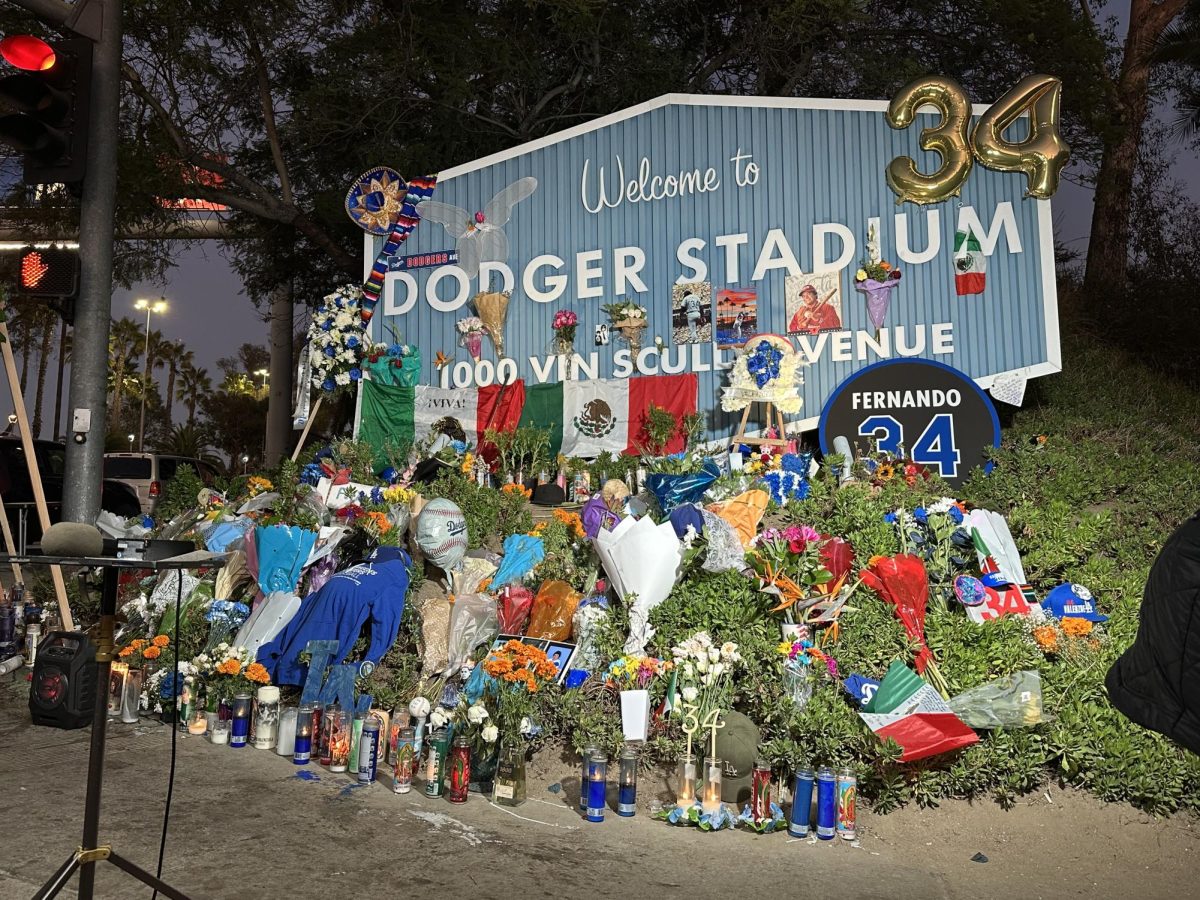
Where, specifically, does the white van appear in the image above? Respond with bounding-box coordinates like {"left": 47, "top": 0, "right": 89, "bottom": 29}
{"left": 102, "top": 453, "right": 221, "bottom": 515}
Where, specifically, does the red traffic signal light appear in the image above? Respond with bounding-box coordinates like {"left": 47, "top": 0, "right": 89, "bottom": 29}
{"left": 17, "top": 247, "right": 78, "bottom": 299}
{"left": 0, "top": 37, "right": 90, "bottom": 183}
{"left": 0, "top": 35, "right": 56, "bottom": 72}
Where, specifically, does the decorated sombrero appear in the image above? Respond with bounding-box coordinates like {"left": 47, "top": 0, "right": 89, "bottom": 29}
{"left": 345, "top": 166, "right": 407, "bottom": 235}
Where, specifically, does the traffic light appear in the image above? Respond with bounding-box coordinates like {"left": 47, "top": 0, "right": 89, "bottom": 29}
{"left": 17, "top": 245, "right": 79, "bottom": 318}
{"left": 0, "top": 35, "right": 91, "bottom": 184}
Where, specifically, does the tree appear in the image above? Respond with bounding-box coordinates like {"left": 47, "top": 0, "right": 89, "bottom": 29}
{"left": 1080, "top": 0, "right": 1189, "bottom": 301}
{"left": 108, "top": 317, "right": 144, "bottom": 427}
{"left": 154, "top": 422, "right": 221, "bottom": 465}
{"left": 176, "top": 361, "right": 213, "bottom": 426}
{"left": 30, "top": 306, "right": 55, "bottom": 437}
{"left": 158, "top": 340, "right": 191, "bottom": 424}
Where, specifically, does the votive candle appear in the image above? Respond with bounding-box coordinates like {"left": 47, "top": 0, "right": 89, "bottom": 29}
{"left": 586, "top": 753, "right": 608, "bottom": 823}
{"left": 701, "top": 757, "right": 723, "bottom": 815}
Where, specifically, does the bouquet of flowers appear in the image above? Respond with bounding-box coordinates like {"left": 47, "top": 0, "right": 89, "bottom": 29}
{"left": 855, "top": 224, "right": 903, "bottom": 332}
{"left": 196, "top": 644, "right": 270, "bottom": 707}
{"left": 145, "top": 660, "right": 197, "bottom": 715}
{"left": 670, "top": 631, "right": 742, "bottom": 726}
{"left": 457, "top": 315, "right": 487, "bottom": 361}
{"left": 604, "top": 655, "right": 672, "bottom": 690}
{"left": 602, "top": 299, "right": 647, "bottom": 326}
{"left": 308, "top": 285, "right": 366, "bottom": 394}
{"left": 720, "top": 337, "right": 803, "bottom": 414}
{"left": 474, "top": 290, "right": 511, "bottom": 358}
{"left": 481, "top": 640, "right": 560, "bottom": 743}
{"left": 364, "top": 341, "right": 420, "bottom": 386}
{"left": 118, "top": 634, "right": 170, "bottom": 669}
{"left": 885, "top": 499, "right": 972, "bottom": 588}
{"left": 202, "top": 600, "right": 251, "bottom": 653}
{"left": 747, "top": 526, "right": 838, "bottom": 623}
{"left": 758, "top": 452, "right": 812, "bottom": 506}
{"left": 552, "top": 309, "right": 578, "bottom": 352}
{"left": 776, "top": 624, "right": 839, "bottom": 708}
{"left": 860, "top": 554, "right": 949, "bottom": 696}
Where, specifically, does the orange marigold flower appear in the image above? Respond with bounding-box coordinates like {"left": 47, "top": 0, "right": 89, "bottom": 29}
{"left": 118, "top": 646, "right": 134, "bottom": 658}
{"left": 1033, "top": 625, "right": 1059, "bottom": 653}
{"left": 152, "top": 635, "right": 170, "bottom": 648}
{"left": 245, "top": 663, "right": 270, "bottom": 684}
{"left": 143, "top": 646, "right": 161, "bottom": 660}
{"left": 1061, "top": 617, "right": 1093, "bottom": 638}
{"left": 131, "top": 639, "right": 147, "bottom": 650}
{"left": 217, "top": 659, "right": 242, "bottom": 676}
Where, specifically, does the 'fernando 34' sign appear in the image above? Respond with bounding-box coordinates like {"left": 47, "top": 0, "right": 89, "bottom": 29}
{"left": 818, "top": 359, "right": 1000, "bottom": 488}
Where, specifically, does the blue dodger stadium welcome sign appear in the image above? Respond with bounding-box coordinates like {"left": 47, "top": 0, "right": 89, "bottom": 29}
{"left": 361, "top": 94, "right": 1060, "bottom": 442}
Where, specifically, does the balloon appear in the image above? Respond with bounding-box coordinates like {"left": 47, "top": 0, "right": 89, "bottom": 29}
{"left": 971, "top": 74, "right": 1070, "bottom": 200}
{"left": 416, "top": 498, "right": 468, "bottom": 571}
{"left": 885, "top": 75, "right": 973, "bottom": 205}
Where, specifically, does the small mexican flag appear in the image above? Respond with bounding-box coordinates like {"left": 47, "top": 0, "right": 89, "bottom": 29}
{"left": 859, "top": 661, "right": 978, "bottom": 762}
{"left": 953, "top": 228, "right": 986, "bottom": 295}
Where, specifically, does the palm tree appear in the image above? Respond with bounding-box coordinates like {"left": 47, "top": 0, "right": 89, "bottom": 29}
{"left": 138, "top": 326, "right": 166, "bottom": 404}
{"left": 154, "top": 422, "right": 221, "bottom": 466}
{"left": 158, "top": 340, "right": 191, "bottom": 424}
{"left": 108, "top": 317, "right": 144, "bottom": 426}
{"left": 176, "top": 361, "right": 212, "bottom": 426}
{"left": 1155, "top": 2, "right": 1200, "bottom": 138}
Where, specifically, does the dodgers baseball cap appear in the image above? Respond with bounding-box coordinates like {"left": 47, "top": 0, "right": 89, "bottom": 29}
{"left": 1042, "top": 583, "right": 1107, "bottom": 622}
{"left": 713, "top": 710, "right": 760, "bottom": 805}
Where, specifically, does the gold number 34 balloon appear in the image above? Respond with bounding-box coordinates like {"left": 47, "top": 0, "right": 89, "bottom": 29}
{"left": 885, "top": 75, "right": 973, "bottom": 206}
{"left": 885, "top": 74, "right": 1072, "bottom": 204}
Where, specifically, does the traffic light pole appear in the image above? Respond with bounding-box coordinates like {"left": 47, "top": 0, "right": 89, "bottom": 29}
{"left": 21, "top": 0, "right": 123, "bottom": 523}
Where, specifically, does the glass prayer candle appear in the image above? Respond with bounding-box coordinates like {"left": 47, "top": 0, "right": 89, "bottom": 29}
{"left": 701, "top": 756, "right": 723, "bottom": 815}
{"left": 294, "top": 702, "right": 316, "bottom": 764}
{"left": 447, "top": 735, "right": 471, "bottom": 803}
{"left": 230, "top": 693, "right": 252, "bottom": 748}
{"left": 275, "top": 707, "right": 298, "bottom": 757}
{"left": 252, "top": 686, "right": 280, "bottom": 750}
{"left": 493, "top": 741, "right": 526, "bottom": 807}
{"left": 120, "top": 667, "right": 143, "bottom": 724}
{"left": 579, "top": 745, "right": 600, "bottom": 810}
{"left": 585, "top": 753, "right": 607, "bottom": 823}
{"left": 617, "top": 746, "right": 638, "bottom": 817}
{"left": 107, "top": 662, "right": 127, "bottom": 717}
{"left": 210, "top": 718, "right": 230, "bottom": 745}
{"left": 816, "top": 766, "right": 836, "bottom": 840}
{"left": 424, "top": 728, "right": 450, "bottom": 798}
{"left": 320, "top": 702, "right": 340, "bottom": 766}
{"left": 675, "top": 752, "right": 697, "bottom": 806}
{"left": 750, "top": 759, "right": 772, "bottom": 823}
{"left": 328, "top": 708, "right": 352, "bottom": 772}
{"left": 788, "top": 768, "right": 814, "bottom": 838}
{"left": 392, "top": 726, "right": 415, "bottom": 793}
{"left": 348, "top": 715, "right": 365, "bottom": 775}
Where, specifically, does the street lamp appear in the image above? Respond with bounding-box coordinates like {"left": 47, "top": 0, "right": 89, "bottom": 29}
{"left": 254, "top": 368, "right": 269, "bottom": 396}
{"left": 126, "top": 433, "right": 134, "bottom": 451}
{"left": 133, "top": 297, "right": 167, "bottom": 452}
{"left": 240, "top": 453, "right": 250, "bottom": 475}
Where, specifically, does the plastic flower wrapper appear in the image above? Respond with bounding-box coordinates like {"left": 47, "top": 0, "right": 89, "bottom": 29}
{"left": 445, "top": 593, "right": 499, "bottom": 676}
{"left": 232, "top": 591, "right": 302, "bottom": 658}
{"left": 254, "top": 524, "right": 318, "bottom": 596}
{"left": 491, "top": 534, "right": 545, "bottom": 587}
{"left": 819, "top": 537, "right": 855, "bottom": 595}
{"left": 572, "top": 604, "right": 608, "bottom": 671}
{"left": 705, "top": 489, "right": 769, "bottom": 549}
{"left": 698, "top": 509, "right": 745, "bottom": 573}
{"left": 474, "top": 290, "right": 510, "bottom": 358}
{"left": 592, "top": 516, "right": 684, "bottom": 654}
{"left": 202, "top": 600, "right": 251, "bottom": 652}
{"left": 947, "top": 670, "right": 1046, "bottom": 729}
{"left": 965, "top": 509, "right": 1028, "bottom": 586}
{"left": 526, "top": 580, "right": 582, "bottom": 642}
{"left": 860, "top": 554, "right": 948, "bottom": 696}
{"left": 645, "top": 459, "right": 721, "bottom": 515}
{"left": 497, "top": 585, "right": 534, "bottom": 635}
{"left": 450, "top": 556, "right": 497, "bottom": 596}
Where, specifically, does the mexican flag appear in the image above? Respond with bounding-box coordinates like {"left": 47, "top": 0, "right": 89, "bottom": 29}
{"left": 953, "top": 228, "right": 986, "bottom": 295}
{"left": 359, "top": 381, "right": 526, "bottom": 459}
{"left": 858, "top": 661, "right": 978, "bottom": 762}
{"left": 519, "top": 373, "right": 698, "bottom": 459}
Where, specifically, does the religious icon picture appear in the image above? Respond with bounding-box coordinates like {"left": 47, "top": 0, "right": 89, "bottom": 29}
{"left": 786, "top": 270, "right": 844, "bottom": 336}
{"left": 715, "top": 289, "right": 758, "bottom": 349}
{"left": 671, "top": 281, "right": 712, "bottom": 345}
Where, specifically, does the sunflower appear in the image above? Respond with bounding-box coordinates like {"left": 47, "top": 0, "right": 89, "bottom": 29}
{"left": 876, "top": 462, "right": 895, "bottom": 481}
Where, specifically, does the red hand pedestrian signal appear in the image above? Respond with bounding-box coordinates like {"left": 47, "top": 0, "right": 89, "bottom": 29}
{"left": 21, "top": 250, "right": 49, "bottom": 288}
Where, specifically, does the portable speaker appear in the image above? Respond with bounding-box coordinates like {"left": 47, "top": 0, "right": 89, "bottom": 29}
{"left": 29, "top": 631, "right": 97, "bottom": 729}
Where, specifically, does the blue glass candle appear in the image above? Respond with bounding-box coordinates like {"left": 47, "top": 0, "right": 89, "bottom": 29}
{"left": 816, "top": 766, "right": 836, "bottom": 839}
{"left": 294, "top": 702, "right": 316, "bottom": 763}
{"left": 617, "top": 747, "right": 638, "bottom": 817}
{"left": 579, "top": 745, "right": 599, "bottom": 810}
{"left": 585, "top": 753, "right": 608, "bottom": 823}
{"left": 230, "top": 693, "right": 252, "bottom": 748}
{"left": 788, "top": 768, "right": 814, "bottom": 838}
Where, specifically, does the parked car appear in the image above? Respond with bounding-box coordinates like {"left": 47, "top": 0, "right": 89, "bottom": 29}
{"left": 0, "top": 437, "right": 143, "bottom": 548}
{"left": 103, "top": 452, "right": 221, "bottom": 515}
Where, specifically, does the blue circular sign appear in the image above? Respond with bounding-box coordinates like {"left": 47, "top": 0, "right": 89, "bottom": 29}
{"left": 818, "top": 359, "right": 1000, "bottom": 488}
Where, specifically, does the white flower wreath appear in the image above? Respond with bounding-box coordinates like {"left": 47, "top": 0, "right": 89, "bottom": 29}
{"left": 720, "top": 334, "right": 804, "bottom": 415}
{"left": 309, "top": 285, "right": 367, "bottom": 394}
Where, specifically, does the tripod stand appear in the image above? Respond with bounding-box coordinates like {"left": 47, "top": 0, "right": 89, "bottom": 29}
{"left": 7, "top": 547, "right": 218, "bottom": 900}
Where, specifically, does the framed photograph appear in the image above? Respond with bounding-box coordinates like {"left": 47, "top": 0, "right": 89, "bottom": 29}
{"left": 715, "top": 289, "right": 758, "bottom": 349}
{"left": 670, "top": 281, "right": 712, "bottom": 344}
{"left": 785, "top": 269, "right": 844, "bottom": 335}
{"left": 542, "top": 641, "right": 577, "bottom": 683}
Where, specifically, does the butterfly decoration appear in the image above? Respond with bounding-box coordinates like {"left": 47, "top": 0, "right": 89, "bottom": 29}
{"left": 420, "top": 177, "right": 537, "bottom": 279}
{"left": 434, "top": 351, "right": 450, "bottom": 370}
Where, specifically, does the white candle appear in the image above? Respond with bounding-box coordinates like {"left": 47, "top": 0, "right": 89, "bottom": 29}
{"left": 275, "top": 708, "right": 298, "bottom": 757}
